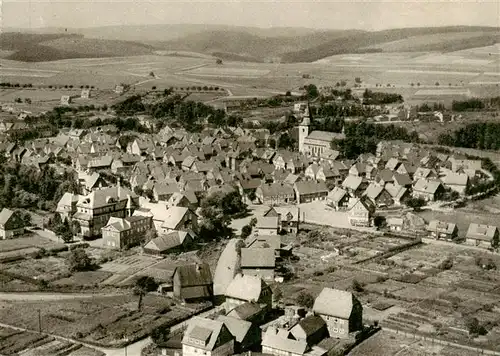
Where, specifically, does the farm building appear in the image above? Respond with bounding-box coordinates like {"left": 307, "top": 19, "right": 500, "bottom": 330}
{"left": 216, "top": 315, "right": 261, "bottom": 352}
{"left": 412, "top": 179, "right": 445, "bottom": 201}
{"left": 347, "top": 197, "right": 375, "bottom": 227}
{"left": 465, "top": 223, "right": 499, "bottom": 249}
{"left": 313, "top": 288, "right": 363, "bottom": 339}
{"left": 255, "top": 183, "right": 295, "bottom": 206}
{"left": 60, "top": 95, "right": 72, "bottom": 105}
{"left": 0, "top": 208, "right": 25, "bottom": 239}
{"left": 293, "top": 181, "right": 328, "bottom": 204}
{"left": 172, "top": 263, "right": 213, "bottom": 301}
{"left": 327, "top": 187, "right": 351, "bottom": 211}
{"left": 81, "top": 88, "right": 91, "bottom": 99}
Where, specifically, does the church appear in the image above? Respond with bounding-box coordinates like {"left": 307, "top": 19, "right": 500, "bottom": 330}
{"left": 297, "top": 104, "right": 345, "bottom": 157}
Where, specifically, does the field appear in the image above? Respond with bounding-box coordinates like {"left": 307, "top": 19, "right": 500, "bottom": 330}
{"left": 0, "top": 326, "right": 104, "bottom": 356}
{"left": 0, "top": 234, "right": 67, "bottom": 262}
{"left": 276, "top": 223, "right": 500, "bottom": 351}
{"left": 350, "top": 330, "right": 482, "bottom": 356}
{"left": 0, "top": 294, "right": 208, "bottom": 347}
{"left": 0, "top": 43, "right": 498, "bottom": 106}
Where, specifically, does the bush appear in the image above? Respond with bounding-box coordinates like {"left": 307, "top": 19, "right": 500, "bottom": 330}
{"left": 66, "top": 248, "right": 95, "bottom": 272}
{"left": 352, "top": 279, "right": 365, "bottom": 292}
{"left": 241, "top": 225, "right": 252, "bottom": 239}
{"left": 313, "top": 270, "right": 324, "bottom": 277}
{"left": 296, "top": 291, "right": 314, "bottom": 308}
{"left": 439, "top": 256, "right": 454, "bottom": 270}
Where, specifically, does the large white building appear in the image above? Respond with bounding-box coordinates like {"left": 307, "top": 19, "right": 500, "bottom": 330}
{"left": 297, "top": 105, "right": 345, "bottom": 157}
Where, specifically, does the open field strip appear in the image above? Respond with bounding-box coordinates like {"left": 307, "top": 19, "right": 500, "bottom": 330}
{"left": 387, "top": 69, "right": 480, "bottom": 76}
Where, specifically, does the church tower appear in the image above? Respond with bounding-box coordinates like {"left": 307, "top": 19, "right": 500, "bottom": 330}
{"left": 298, "top": 114, "right": 310, "bottom": 153}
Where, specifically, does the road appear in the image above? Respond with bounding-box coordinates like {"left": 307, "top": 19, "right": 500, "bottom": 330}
{"left": 0, "top": 291, "right": 123, "bottom": 301}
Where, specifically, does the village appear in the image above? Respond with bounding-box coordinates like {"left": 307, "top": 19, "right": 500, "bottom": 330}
{"left": 1, "top": 71, "right": 500, "bottom": 356}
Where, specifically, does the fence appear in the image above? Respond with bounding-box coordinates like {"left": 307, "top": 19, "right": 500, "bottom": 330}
{"left": 384, "top": 327, "right": 500, "bottom": 355}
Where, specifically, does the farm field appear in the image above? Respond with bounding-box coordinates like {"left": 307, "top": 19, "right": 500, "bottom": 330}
{"left": 350, "top": 330, "right": 482, "bottom": 356}
{"left": 0, "top": 294, "right": 208, "bottom": 347}
{"left": 0, "top": 325, "right": 105, "bottom": 356}
{"left": 0, "top": 43, "right": 498, "bottom": 104}
{"left": 276, "top": 223, "right": 500, "bottom": 351}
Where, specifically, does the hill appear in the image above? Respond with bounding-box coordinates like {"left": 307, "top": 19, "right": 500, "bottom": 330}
{"left": 0, "top": 33, "right": 154, "bottom": 62}
{"left": 3, "top": 25, "right": 499, "bottom": 63}
{"left": 281, "top": 26, "right": 500, "bottom": 62}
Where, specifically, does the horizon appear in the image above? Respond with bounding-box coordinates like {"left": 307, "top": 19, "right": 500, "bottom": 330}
{"left": 3, "top": 0, "right": 499, "bottom": 31}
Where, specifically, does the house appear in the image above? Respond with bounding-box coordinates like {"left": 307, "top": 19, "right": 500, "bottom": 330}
{"left": 153, "top": 182, "right": 180, "bottom": 202}
{"left": 81, "top": 88, "right": 91, "bottom": 99}
{"left": 327, "top": 187, "right": 350, "bottom": 211}
{"left": 172, "top": 263, "right": 213, "bottom": 301}
{"left": 60, "top": 95, "right": 72, "bottom": 105}
{"left": 225, "top": 273, "right": 272, "bottom": 312}
{"left": 384, "top": 183, "right": 410, "bottom": 206}
{"left": 143, "top": 230, "right": 194, "bottom": 255}
{"left": 261, "top": 327, "right": 327, "bottom": 356}
{"left": 71, "top": 185, "right": 139, "bottom": 238}
{"left": 0, "top": 209, "right": 25, "bottom": 239}
{"left": 341, "top": 175, "right": 365, "bottom": 196}
{"left": 426, "top": 220, "right": 458, "bottom": 240}
{"left": 255, "top": 216, "right": 280, "bottom": 236}
{"left": 160, "top": 206, "right": 197, "bottom": 234}
{"left": 412, "top": 179, "right": 445, "bottom": 201}
{"left": 182, "top": 317, "right": 234, "bottom": 356}
{"left": 313, "top": 288, "right": 363, "bottom": 339}
{"left": 289, "top": 315, "right": 328, "bottom": 346}
{"left": 441, "top": 172, "right": 469, "bottom": 195}
{"left": 56, "top": 192, "right": 82, "bottom": 220}
{"left": 387, "top": 217, "right": 404, "bottom": 232}
{"left": 465, "top": 223, "right": 499, "bottom": 248}
{"left": 226, "top": 302, "right": 268, "bottom": 325}
{"left": 237, "top": 178, "right": 261, "bottom": 203}
{"left": 363, "top": 183, "right": 393, "bottom": 208}
{"left": 81, "top": 172, "right": 108, "bottom": 194}
{"left": 216, "top": 315, "right": 261, "bottom": 352}
{"left": 240, "top": 248, "right": 275, "bottom": 281}
{"left": 255, "top": 183, "right": 295, "bottom": 206}
{"left": 101, "top": 215, "right": 153, "bottom": 249}
{"left": 294, "top": 181, "right": 328, "bottom": 204}
{"left": 347, "top": 197, "right": 375, "bottom": 227}
{"left": 264, "top": 206, "right": 300, "bottom": 234}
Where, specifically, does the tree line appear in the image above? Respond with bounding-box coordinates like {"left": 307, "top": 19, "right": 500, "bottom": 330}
{"left": 438, "top": 122, "right": 500, "bottom": 151}
{"left": 332, "top": 121, "right": 419, "bottom": 159}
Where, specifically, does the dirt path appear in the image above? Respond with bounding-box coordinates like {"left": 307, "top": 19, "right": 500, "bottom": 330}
{"left": 0, "top": 292, "right": 123, "bottom": 301}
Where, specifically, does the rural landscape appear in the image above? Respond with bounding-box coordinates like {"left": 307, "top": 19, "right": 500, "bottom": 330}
{"left": 1, "top": 2, "right": 500, "bottom": 356}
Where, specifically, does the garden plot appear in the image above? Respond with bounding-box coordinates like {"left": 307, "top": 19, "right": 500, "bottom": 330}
{"left": 2, "top": 256, "right": 67, "bottom": 282}
{"left": 100, "top": 255, "right": 159, "bottom": 274}
{"left": 0, "top": 294, "right": 200, "bottom": 347}
{"left": 52, "top": 271, "right": 113, "bottom": 287}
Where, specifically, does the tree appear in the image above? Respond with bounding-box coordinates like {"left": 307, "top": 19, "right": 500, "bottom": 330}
{"left": 216, "top": 58, "right": 223, "bottom": 65}
{"left": 67, "top": 249, "right": 94, "bottom": 272}
{"left": 296, "top": 291, "right": 314, "bottom": 309}
{"left": 134, "top": 276, "right": 158, "bottom": 311}
{"left": 285, "top": 91, "right": 292, "bottom": 96}
{"left": 56, "top": 218, "right": 73, "bottom": 243}
{"left": 406, "top": 197, "right": 426, "bottom": 211}
{"left": 273, "top": 287, "right": 283, "bottom": 305}
{"left": 249, "top": 217, "right": 258, "bottom": 227}
{"left": 149, "top": 71, "right": 155, "bottom": 77}
{"left": 435, "top": 82, "right": 440, "bottom": 86}
{"left": 352, "top": 279, "right": 364, "bottom": 292}
{"left": 466, "top": 317, "right": 487, "bottom": 336}
{"left": 439, "top": 256, "right": 454, "bottom": 270}
{"left": 241, "top": 225, "right": 252, "bottom": 238}
{"left": 373, "top": 216, "right": 386, "bottom": 229}
{"left": 304, "top": 84, "right": 319, "bottom": 99}
{"left": 355, "top": 77, "right": 362, "bottom": 84}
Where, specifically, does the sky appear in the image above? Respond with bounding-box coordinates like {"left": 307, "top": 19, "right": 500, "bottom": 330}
{"left": 3, "top": 0, "right": 499, "bottom": 31}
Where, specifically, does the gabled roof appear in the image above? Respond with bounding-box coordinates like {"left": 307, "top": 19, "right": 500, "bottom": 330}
{"left": 466, "top": 223, "right": 498, "bottom": 241}
{"left": 144, "top": 231, "right": 192, "bottom": 252}
{"left": 77, "top": 186, "right": 137, "bottom": 209}
{"left": 290, "top": 315, "right": 326, "bottom": 340}
{"left": 413, "top": 178, "right": 442, "bottom": 194}
{"left": 427, "top": 220, "right": 457, "bottom": 234}
{"left": 160, "top": 206, "right": 193, "bottom": 230}
{"left": 364, "top": 183, "right": 384, "bottom": 200}
{"left": 240, "top": 248, "right": 275, "bottom": 268}
{"left": 246, "top": 235, "right": 282, "bottom": 250}
{"left": 256, "top": 216, "right": 279, "bottom": 230}
{"left": 441, "top": 172, "right": 468, "bottom": 186}
{"left": 0, "top": 208, "right": 15, "bottom": 225}
{"left": 306, "top": 130, "right": 345, "bottom": 142}
{"left": 294, "top": 181, "right": 328, "bottom": 195}
{"left": 262, "top": 328, "right": 308, "bottom": 355}
{"left": 313, "top": 288, "right": 357, "bottom": 319}
{"left": 182, "top": 317, "right": 228, "bottom": 351}
{"left": 327, "top": 187, "right": 348, "bottom": 203}
{"left": 342, "top": 175, "right": 363, "bottom": 191}
{"left": 258, "top": 183, "right": 294, "bottom": 198}
{"left": 174, "top": 263, "right": 212, "bottom": 287}
{"left": 225, "top": 273, "right": 269, "bottom": 302}
{"left": 393, "top": 173, "right": 412, "bottom": 187}
{"left": 216, "top": 315, "right": 252, "bottom": 343}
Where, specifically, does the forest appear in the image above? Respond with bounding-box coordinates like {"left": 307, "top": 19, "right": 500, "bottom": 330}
{"left": 438, "top": 122, "right": 500, "bottom": 151}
